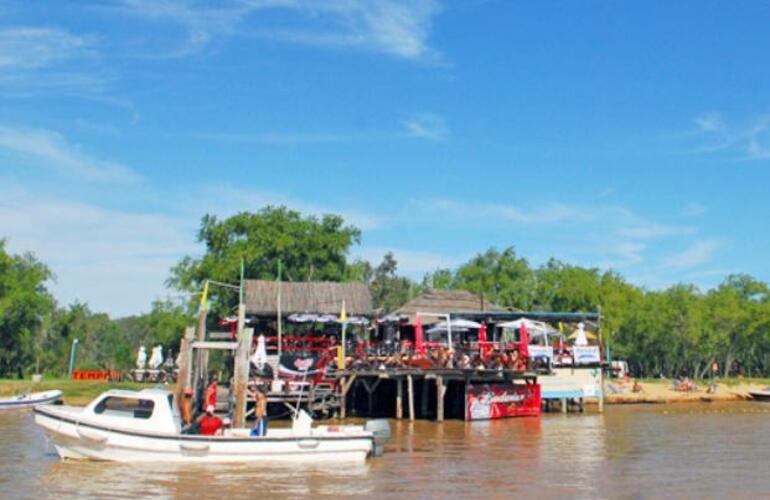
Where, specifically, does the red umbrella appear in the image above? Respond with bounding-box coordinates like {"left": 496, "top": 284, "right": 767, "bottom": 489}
{"left": 519, "top": 321, "right": 529, "bottom": 358}
{"left": 478, "top": 323, "right": 489, "bottom": 361}
{"left": 414, "top": 316, "right": 426, "bottom": 356}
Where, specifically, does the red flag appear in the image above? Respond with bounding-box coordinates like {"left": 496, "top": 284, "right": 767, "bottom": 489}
{"left": 478, "top": 323, "right": 489, "bottom": 361}
{"left": 519, "top": 321, "right": 529, "bottom": 358}
{"left": 414, "top": 316, "right": 426, "bottom": 356}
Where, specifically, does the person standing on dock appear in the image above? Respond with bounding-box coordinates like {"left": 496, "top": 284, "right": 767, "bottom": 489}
{"left": 205, "top": 374, "right": 218, "bottom": 411}
{"left": 180, "top": 387, "right": 194, "bottom": 433}
{"left": 249, "top": 383, "right": 268, "bottom": 437}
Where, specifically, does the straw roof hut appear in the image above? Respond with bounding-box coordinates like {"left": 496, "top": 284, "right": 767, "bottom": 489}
{"left": 243, "top": 280, "right": 373, "bottom": 317}
{"left": 391, "top": 289, "right": 508, "bottom": 325}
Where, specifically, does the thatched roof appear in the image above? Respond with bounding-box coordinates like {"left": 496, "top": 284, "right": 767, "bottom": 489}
{"left": 392, "top": 289, "right": 507, "bottom": 324}
{"left": 244, "top": 280, "right": 373, "bottom": 316}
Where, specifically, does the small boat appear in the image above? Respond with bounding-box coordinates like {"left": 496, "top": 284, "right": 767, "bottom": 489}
{"left": 748, "top": 388, "right": 770, "bottom": 402}
{"left": 0, "top": 390, "right": 62, "bottom": 410}
{"left": 34, "top": 388, "right": 390, "bottom": 463}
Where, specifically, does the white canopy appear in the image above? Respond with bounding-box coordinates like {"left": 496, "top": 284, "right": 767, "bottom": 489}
{"left": 498, "top": 319, "right": 550, "bottom": 335}
{"left": 426, "top": 318, "right": 482, "bottom": 333}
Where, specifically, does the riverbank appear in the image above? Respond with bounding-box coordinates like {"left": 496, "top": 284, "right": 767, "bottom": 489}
{"left": 605, "top": 378, "right": 770, "bottom": 404}
{"left": 0, "top": 379, "right": 146, "bottom": 405}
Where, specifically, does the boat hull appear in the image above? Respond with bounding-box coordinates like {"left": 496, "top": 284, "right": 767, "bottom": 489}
{"left": 749, "top": 391, "right": 770, "bottom": 402}
{"left": 34, "top": 408, "right": 373, "bottom": 463}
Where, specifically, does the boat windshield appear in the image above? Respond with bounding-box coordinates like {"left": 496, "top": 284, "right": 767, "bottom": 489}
{"left": 94, "top": 396, "right": 155, "bottom": 420}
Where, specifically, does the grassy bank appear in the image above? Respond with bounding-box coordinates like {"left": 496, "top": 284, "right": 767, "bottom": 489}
{"left": 0, "top": 378, "right": 149, "bottom": 405}
{"left": 605, "top": 378, "right": 770, "bottom": 404}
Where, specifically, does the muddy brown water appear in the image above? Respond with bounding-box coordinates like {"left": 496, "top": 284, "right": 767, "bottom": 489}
{"left": 1, "top": 403, "right": 770, "bottom": 499}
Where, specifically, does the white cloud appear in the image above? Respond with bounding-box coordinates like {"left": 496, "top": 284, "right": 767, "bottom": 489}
{"left": 683, "top": 112, "right": 770, "bottom": 161}
{"left": 694, "top": 112, "right": 723, "bottom": 132}
{"left": 403, "top": 113, "right": 449, "bottom": 141}
{"left": 0, "top": 27, "right": 92, "bottom": 71}
{"left": 412, "top": 198, "right": 592, "bottom": 224}
{"left": 0, "top": 187, "right": 198, "bottom": 317}
{"left": 119, "top": 0, "right": 443, "bottom": 61}
{"left": 661, "top": 240, "right": 719, "bottom": 269}
{"left": 355, "top": 246, "right": 463, "bottom": 277}
{"left": 681, "top": 202, "right": 707, "bottom": 217}
{"left": 618, "top": 222, "right": 694, "bottom": 239}
{"left": 0, "top": 126, "right": 141, "bottom": 183}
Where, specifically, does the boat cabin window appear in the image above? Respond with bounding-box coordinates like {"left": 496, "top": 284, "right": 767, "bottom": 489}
{"left": 94, "top": 396, "right": 155, "bottom": 419}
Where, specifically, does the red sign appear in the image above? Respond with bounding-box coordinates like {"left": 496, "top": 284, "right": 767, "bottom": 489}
{"left": 465, "top": 383, "right": 541, "bottom": 420}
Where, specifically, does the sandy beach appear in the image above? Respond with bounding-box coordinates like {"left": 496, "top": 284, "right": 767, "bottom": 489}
{"left": 605, "top": 378, "right": 770, "bottom": 404}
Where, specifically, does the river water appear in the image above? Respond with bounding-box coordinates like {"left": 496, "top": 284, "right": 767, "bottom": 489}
{"left": 1, "top": 402, "right": 769, "bottom": 499}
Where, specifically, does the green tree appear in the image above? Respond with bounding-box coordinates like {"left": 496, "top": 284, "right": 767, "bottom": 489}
{"left": 453, "top": 247, "right": 535, "bottom": 309}
{"left": 0, "top": 241, "right": 54, "bottom": 378}
{"left": 369, "top": 252, "right": 419, "bottom": 312}
{"left": 169, "top": 207, "right": 362, "bottom": 314}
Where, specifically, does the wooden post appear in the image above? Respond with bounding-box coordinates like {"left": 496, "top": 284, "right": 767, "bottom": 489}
{"left": 175, "top": 327, "right": 195, "bottom": 404}
{"left": 407, "top": 374, "right": 415, "bottom": 421}
{"left": 561, "top": 398, "right": 567, "bottom": 413}
{"left": 436, "top": 376, "right": 445, "bottom": 422}
{"left": 396, "top": 378, "right": 403, "bottom": 419}
{"left": 421, "top": 378, "right": 429, "bottom": 416}
{"left": 598, "top": 369, "right": 605, "bottom": 413}
{"left": 192, "top": 300, "right": 209, "bottom": 400}
{"left": 338, "top": 374, "right": 356, "bottom": 420}
{"left": 233, "top": 322, "right": 253, "bottom": 428}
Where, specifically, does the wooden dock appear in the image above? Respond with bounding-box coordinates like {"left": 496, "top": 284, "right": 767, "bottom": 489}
{"left": 334, "top": 368, "right": 539, "bottom": 421}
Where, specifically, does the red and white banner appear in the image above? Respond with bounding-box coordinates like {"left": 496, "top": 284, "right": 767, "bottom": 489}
{"left": 465, "top": 383, "right": 541, "bottom": 420}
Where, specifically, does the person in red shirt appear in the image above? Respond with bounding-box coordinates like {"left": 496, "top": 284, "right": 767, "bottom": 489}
{"left": 198, "top": 405, "right": 223, "bottom": 436}
{"left": 205, "top": 374, "right": 218, "bottom": 411}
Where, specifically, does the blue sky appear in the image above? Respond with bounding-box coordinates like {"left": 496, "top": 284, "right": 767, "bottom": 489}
{"left": 1, "top": 1, "right": 769, "bottom": 316}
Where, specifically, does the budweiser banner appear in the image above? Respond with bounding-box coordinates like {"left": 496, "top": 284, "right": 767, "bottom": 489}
{"left": 466, "top": 383, "right": 542, "bottom": 420}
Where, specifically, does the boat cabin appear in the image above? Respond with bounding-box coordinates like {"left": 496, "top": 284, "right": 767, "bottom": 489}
{"left": 84, "top": 388, "right": 181, "bottom": 434}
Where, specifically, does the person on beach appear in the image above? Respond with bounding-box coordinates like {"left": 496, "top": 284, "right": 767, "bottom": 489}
{"left": 198, "top": 405, "right": 223, "bottom": 436}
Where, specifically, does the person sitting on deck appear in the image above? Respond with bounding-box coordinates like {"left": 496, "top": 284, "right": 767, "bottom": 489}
{"left": 198, "top": 405, "right": 223, "bottom": 436}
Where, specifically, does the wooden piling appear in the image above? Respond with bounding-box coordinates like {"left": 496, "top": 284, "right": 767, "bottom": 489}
{"left": 396, "top": 378, "right": 403, "bottom": 419}
{"left": 436, "top": 376, "right": 445, "bottom": 422}
{"left": 232, "top": 324, "right": 253, "bottom": 428}
{"left": 175, "top": 327, "right": 195, "bottom": 403}
{"left": 561, "top": 398, "right": 567, "bottom": 413}
{"left": 421, "top": 378, "right": 429, "bottom": 417}
{"left": 407, "top": 374, "right": 415, "bottom": 421}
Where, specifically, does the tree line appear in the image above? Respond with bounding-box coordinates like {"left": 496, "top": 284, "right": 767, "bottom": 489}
{"left": 2, "top": 206, "right": 769, "bottom": 379}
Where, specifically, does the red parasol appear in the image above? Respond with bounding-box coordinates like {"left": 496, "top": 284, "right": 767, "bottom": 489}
{"left": 519, "top": 321, "right": 529, "bottom": 358}
{"left": 414, "top": 315, "right": 426, "bottom": 356}
{"left": 478, "top": 322, "right": 489, "bottom": 361}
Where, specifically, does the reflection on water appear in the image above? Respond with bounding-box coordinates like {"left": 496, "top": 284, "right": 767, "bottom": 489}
{"left": 3, "top": 403, "right": 770, "bottom": 498}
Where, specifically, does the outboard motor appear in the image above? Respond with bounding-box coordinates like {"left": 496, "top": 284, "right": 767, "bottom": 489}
{"left": 364, "top": 419, "right": 391, "bottom": 457}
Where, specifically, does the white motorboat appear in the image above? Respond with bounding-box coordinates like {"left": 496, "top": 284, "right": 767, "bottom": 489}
{"left": 749, "top": 387, "right": 770, "bottom": 402}
{"left": 34, "top": 388, "right": 390, "bottom": 463}
{"left": 0, "top": 390, "right": 62, "bottom": 410}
